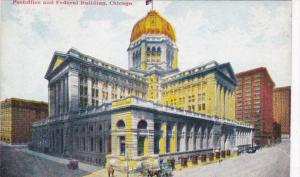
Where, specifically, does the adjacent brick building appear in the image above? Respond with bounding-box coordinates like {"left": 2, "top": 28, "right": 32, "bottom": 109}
{"left": 0, "top": 98, "right": 48, "bottom": 144}
{"left": 273, "top": 86, "right": 291, "bottom": 139}
{"left": 235, "top": 67, "right": 275, "bottom": 145}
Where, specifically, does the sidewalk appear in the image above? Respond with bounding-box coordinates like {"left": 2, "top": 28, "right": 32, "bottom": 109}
{"left": 17, "top": 147, "right": 102, "bottom": 173}
{"left": 0, "top": 140, "right": 28, "bottom": 148}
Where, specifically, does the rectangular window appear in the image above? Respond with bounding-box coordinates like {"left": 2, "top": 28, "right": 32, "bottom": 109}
{"left": 120, "top": 136, "right": 125, "bottom": 156}
{"left": 90, "top": 137, "right": 94, "bottom": 152}
{"left": 99, "top": 138, "right": 102, "bottom": 152}
{"left": 138, "top": 136, "right": 145, "bottom": 156}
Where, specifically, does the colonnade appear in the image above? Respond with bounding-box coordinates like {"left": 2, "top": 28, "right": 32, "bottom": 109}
{"left": 154, "top": 121, "right": 253, "bottom": 154}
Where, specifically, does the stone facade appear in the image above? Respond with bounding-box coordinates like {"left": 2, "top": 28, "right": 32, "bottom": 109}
{"left": 33, "top": 97, "right": 252, "bottom": 168}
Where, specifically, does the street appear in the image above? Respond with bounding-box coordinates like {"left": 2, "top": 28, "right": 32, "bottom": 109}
{"left": 0, "top": 144, "right": 88, "bottom": 177}
{"left": 174, "top": 141, "right": 290, "bottom": 177}
{"left": 0, "top": 141, "right": 290, "bottom": 177}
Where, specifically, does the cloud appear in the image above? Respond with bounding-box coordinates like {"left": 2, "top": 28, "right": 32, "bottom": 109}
{"left": 0, "top": 1, "right": 291, "bottom": 102}
{"left": 169, "top": 1, "right": 291, "bottom": 87}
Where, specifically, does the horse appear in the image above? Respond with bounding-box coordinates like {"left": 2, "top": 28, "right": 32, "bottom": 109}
{"left": 147, "top": 168, "right": 160, "bottom": 177}
{"left": 107, "top": 166, "right": 114, "bottom": 177}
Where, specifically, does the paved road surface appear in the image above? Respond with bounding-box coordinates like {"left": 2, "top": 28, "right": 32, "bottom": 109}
{"left": 174, "top": 141, "right": 290, "bottom": 177}
{"left": 0, "top": 141, "right": 290, "bottom": 177}
{"left": 0, "top": 145, "right": 88, "bottom": 177}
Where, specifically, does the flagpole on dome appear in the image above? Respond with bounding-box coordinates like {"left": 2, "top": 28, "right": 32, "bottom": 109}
{"left": 152, "top": 0, "right": 153, "bottom": 10}
{"left": 146, "top": 0, "right": 153, "bottom": 10}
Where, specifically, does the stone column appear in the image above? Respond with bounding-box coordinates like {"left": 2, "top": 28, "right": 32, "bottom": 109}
{"left": 195, "top": 126, "right": 201, "bottom": 150}
{"left": 128, "top": 50, "right": 133, "bottom": 68}
{"left": 108, "top": 82, "right": 112, "bottom": 101}
{"left": 64, "top": 77, "right": 69, "bottom": 113}
{"left": 87, "top": 78, "right": 92, "bottom": 105}
{"left": 180, "top": 125, "right": 186, "bottom": 152}
{"left": 159, "top": 122, "right": 167, "bottom": 154}
{"left": 60, "top": 78, "right": 64, "bottom": 114}
{"left": 202, "top": 127, "right": 208, "bottom": 149}
{"left": 48, "top": 85, "right": 52, "bottom": 117}
{"left": 220, "top": 132, "right": 225, "bottom": 150}
{"left": 250, "top": 130, "right": 254, "bottom": 145}
{"left": 99, "top": 81, "right": 103, "bottom": 103}
{"left": 188, "top": 125, "right": 194, "bottom": 151}
{"left": 235, "top": 130, "right": 239, "bottom": 147}
{"left": 241, "top": 132, "right": 244, "bottom": 145}
{"left": 238, "top": 131, "right": 241, "bottom": 146}
{"left": 170, "top": 123, "right": 177, "bottom": 153}
{"left": 161, "top": 43, "right": 167, "bottom": 68}
{"left": 208, "top": 129, "right": 213, "bottom": 149}
{"left": 56, "top": 82, "right": 60, "bottom": 115}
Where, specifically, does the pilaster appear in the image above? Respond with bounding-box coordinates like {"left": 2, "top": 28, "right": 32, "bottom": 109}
{"left": 68, "top": 69, "right": 79, "bottom": 113}
{"left": 87, "top": 78, "right": 92, "bottom": 105}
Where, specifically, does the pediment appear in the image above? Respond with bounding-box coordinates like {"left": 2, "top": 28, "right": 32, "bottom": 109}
{"left": 45, "top": 52, "right": 67, "bottom": 79}
{"left": 218, "top": 63, "right": 237, "bottom": 83}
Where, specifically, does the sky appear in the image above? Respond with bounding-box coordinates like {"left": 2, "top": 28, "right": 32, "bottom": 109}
{"left": 0, "top": 0, "right": 292, "bottom": 102}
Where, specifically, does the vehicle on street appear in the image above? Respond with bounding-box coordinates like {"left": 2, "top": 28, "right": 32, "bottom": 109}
{"left": 247, "top": 147, "right": 256, "bottom": 153}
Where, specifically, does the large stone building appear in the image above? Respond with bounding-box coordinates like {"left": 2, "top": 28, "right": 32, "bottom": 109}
{"left": 32, "top": 10, "right": 253, "bottom": 170}
{"left": 273, "top": 86, "right": 291, "bottom": 139}
{"left": 0, "top": 98, "right": 48, "bottom": 144}
{"left": 235, "top": 67, "right": 275, "bottom": 145}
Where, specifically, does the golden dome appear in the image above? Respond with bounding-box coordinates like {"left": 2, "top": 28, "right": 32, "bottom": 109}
{"left": 130, "top": 10, "right": 176, "bottom": 42}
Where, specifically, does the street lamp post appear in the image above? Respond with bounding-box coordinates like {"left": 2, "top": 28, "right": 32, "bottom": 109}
{"left": 125, "top": 144, "right": 130, "bottom": 177}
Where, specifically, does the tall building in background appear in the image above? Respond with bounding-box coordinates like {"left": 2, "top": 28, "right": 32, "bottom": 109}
{"left": 0, "top": 98, "right": 48, "bottom": 144}
{"left": 235, "top": 67, "right": 275, "bottom": 145}
{"left": 273, "top": 86, "right": 291, "bottom": 139}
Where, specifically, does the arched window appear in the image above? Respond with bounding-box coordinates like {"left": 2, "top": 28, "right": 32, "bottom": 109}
{"left": 147, "top": 47, "right": 151, "bottom": 56}
{"left": 116, "top": 120, "right": 125, "bottom": 129}
{"left": 151, "top": 47, "right": 156, "bottom": 55}
{"left": 137, "top": 120, "right": 147, "bottom": 129}
{"left": 157, "top": 47, "right": 161, "bottom": 56}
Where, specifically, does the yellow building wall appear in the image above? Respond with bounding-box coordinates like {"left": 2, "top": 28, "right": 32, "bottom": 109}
{"left": 217, "top": 85, "right": 221, "bottom": 117}
{"left": 220, "top": 87, "right": 224, "bottom": 118}
{"left": 161, "top": 73, "right": 217, "bottom": 116}
{"left": 161, "top": 73, "right": 236, "bottom": 120}
{"left": 0, "top": 107, "right": 12, "bottom": 143}
{"left": 172, "top": 49, "right": 178, "bottom": 69}
{"left": 110, "top": 110, "right": 133, "bottom": 156}
{"left": 206, "top": 74, "right": 216, "bottom": 115}
{"left": 146, "top": 74, "right": 159, "bottom": 102}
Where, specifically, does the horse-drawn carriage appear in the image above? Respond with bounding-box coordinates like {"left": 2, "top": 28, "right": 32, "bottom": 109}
{"left": 133, "top": 160, "right": 172, "bottom": 177}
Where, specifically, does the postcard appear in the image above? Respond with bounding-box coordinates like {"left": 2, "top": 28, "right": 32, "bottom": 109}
{"left": 0, "top": 0, "right": 297, "bottom": 177}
